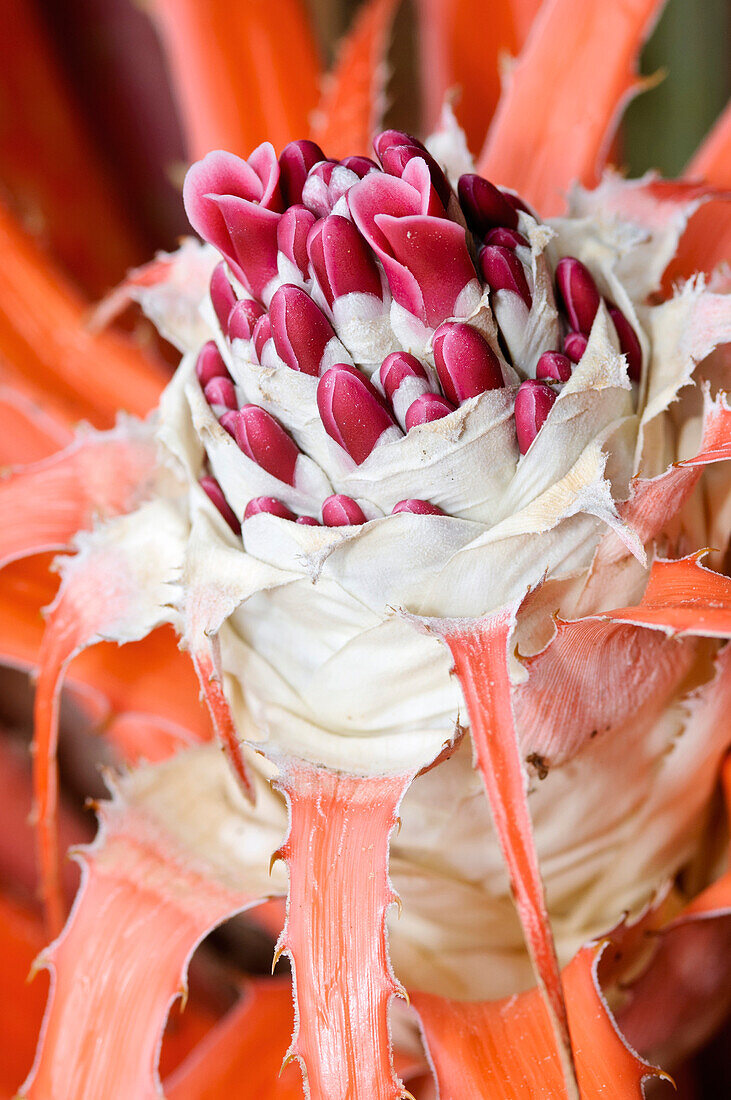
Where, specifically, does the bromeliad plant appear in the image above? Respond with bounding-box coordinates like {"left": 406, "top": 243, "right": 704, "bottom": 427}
{"left": 1, "top": 0, "right": 731, "bottom": 1097}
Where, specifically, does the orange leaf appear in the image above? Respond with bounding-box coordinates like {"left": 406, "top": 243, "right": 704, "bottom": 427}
{"left": 149, "top": 0, "right": 321, "bottom": 160}
{"left": 434, "top": 611, "right": 579, "bottom": 1097}
{"left": 0, "top": 382, "right": 73, "bottom": 466}
{"left": 274, "top": 762, "right": 412, "bottom": 1098}
{"left": 0, "top": 200, "right": 166, "bottom": 429}
{"left": 478, "top": 0, "right": 663, "bottom": 214}
{"left": 414, "top": 0, "right": 519, "bottom": 151}
{"left": 601, "top": 553, "right": 731, "bottom": 638}
{"left": 0, "top": 894, "right": 48, "bottom": 1098}
{"left": 311, "top": 0, "right": 400, "bottom": 159}
{"left": 412, "top": 944, "right": 664, "bottom": 1098}
{"left": 0, "top": 1, "right": 145, "bottom": 296}
{"left": 165, "top": 978, "right": 301, "bottom": 1099}
{"left": 0, "top": 428, "right": 158, "bottom": 570}
{"left": 20, "top": 795, "right": 254, "bottom": 1100}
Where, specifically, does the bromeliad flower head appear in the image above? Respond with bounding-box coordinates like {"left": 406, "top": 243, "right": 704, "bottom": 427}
{"left": 9, "top": 100, "right": 731, "bottom": 1100}
{"left": 98, "top": 121, "right": 730, "bottom": 1060}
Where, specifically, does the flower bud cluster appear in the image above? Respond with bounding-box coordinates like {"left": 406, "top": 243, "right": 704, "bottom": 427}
{"left": 183, "top": 131, "right": 643, "bottom": 532}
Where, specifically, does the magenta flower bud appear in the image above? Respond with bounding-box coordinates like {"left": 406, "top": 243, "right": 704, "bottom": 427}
{"left": 501, "top": 190, "right": 534, "bottom": 217}
{"left": 318, "top": 364, "right": 399, "bottom": 464}
{"left": 296, "top": 515, "right": 321, "bottom": 526}
{"left": 563, "top": 330, "right": 588, "bottom": 363}
{"left": 484, "top": 227, "right": 529, "bottom": 249}
{"left": 433, "top": 321, "right": 503, "bottom": 404}
{"left": 278, "top": 140, "right": 325, "bottom": 206}
{"left": 340, "top": 156, "right": 379, "bottom": 177}
{"left": 277, "top": 205, "right": 317, "bottom": 280}
{"left": 210, "top": 262, "right": 237, "bottom": 331}
{"left": 535, "top": 351, "right": 572, "bottom": 383}
{"left": 515, "top": 379, "right": 557, "bottom": 454}
{"left": 608, "top": 306, "right": 642, "bottom": 381}
{"left": 243, "top": 496, "right": 296, "bottom": 521}
{"left": 457, "top": 174, "right": 519, "bottom": 236}
{"left": 379, "top": 352, "right": 429, "bottom": 400}
{"left": 219, "top": 410, "right": 238, "bottom": 437}
{"left": 228, "top": 298, "right": 266, "bottom": 341}
{"left": 226, "top": 405, "right": 299, "bottom": 485}
{"left": 374, "top": 130, "right": 451, "bottom": 208}
{"left": 404, "top": 393, "right": 455, "bottom": 429}
{"left": 200, "top": 476, "right": 240, "bottom": 534}
{"left": 479, "top": 245, "right": 532, "bottom": 309}
{"left": 203, "top": 377, "right": 237, "bottom": 410}
{"left": 269, "top": 283, "right": 338, "bottom": 376}
{"left": 391, "top": 499, "right": 444, "bottom": 515}
{"left": 196, "top": 341, "right": 230, "bottom": 387}
{"left": 252, "top": 314, "right": 272, "bottom": 360}
{"left": 183, "top": 147, "right": 284, "bottom": 302}
{"left": 307, "top": 215, "right": 382, "bottom": 308}
{"left": 322, "top": 494, "right": 367, "bottom": 526}
{"left": 555, "top": 257, "right": 600, "bottom": 335}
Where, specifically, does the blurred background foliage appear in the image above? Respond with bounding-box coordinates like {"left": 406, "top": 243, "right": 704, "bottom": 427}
{"left": 10, "top": 0, "right": 728, "bottom": 287}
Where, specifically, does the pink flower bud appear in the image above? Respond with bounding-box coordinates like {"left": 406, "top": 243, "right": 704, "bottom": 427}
{"left": 376, "top": 352, "right": 432, "bottom": 427}
{"left": 375, "top": 129, "right": 451, "bottom": 208}
{"left": 277, "top": 205, "right": 317, "bottom": 280}
{"left": 404, "top": 393, "right": 455, "bottom": 429}
{"left": 555, "top": 257, "right": 600, "bottom": 334}
{"left": 278, "top": 140, "right": 326, "bottom": 206}
{"left": 307, "top": 215, "right": 382, "bottom": 307}
{"left": 244, "top": 496, "right": 296, "bottom": 521}
{"left": 183, "top": 148, "right": 283, "bottom": 302}
{"left": 225, "top": 405, "right": 299, "bottom": 484}
{"left": 269, "top": 283, "right": 338, "bottom": 376}
{"left": 200, "top": 475, "right": 240, "bottom": 533}
{"left": 457, "top": 174, "right": 519, "bottom": 236}
{"left": 479, "top": 245, "right": 532, "bottom": 309}
{"left": 322, "top": 494, "right": 367, "bottom": 526}
{"left": 252, "top": 314, "right": 272, "bottom": 360}
{"left": 196, "top": 341, "right": 230, "bottom": 386}
{"left": 340, "top": 156, "right": 379, "bottom": 177}
{"left": 296, "top": 515, "right": 321, "bottom": 525}
{"left": 210, "top": 262, "right": 237, "bottom": 331}
{"left": 608, "top": 306, "right": 642, "bottom": 381}
{"left": 203, "top": 377, "right": 237, "bottom": 410}
{"left": 500, "top": 190, "right": 534, "bottom": 217}
{"left": 228, "top": 299, "right": 266, "bottom": 341}
{"left": 391, "top": 499, "right": 444, "bottom": 515}
{"left": 563, "top": 330, "right": 588, "bottom": 363}
{"left": 515, "top": 379, "right": 556, "bottom": 454}
{"left": 535, "top": 351, "right": 572, "bottom": 383}
{"left": 301, "top": 160, "right": 339, "bottom": 216}
{"left": 318, "top": 364, "right": 399, "bottom": 463}
{"left": 484, "top": 227, "right": 529, "bottom": 249}
{"left": 433, "top": 322, "right": 503, "bottom": 404}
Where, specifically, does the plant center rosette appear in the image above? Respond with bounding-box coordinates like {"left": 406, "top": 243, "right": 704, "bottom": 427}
{"left": 124, "top": 127, "right": 731, "bottom": 1013}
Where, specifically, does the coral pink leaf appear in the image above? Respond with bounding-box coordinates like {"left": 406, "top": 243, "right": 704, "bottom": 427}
{"left": 274, "top": 761, "right": 412, "bottom": 1099}
{"left": 191, "top": 648, "right": 255, "bottom": 803}
{"left": 165, "top": 978, "right": 301, "bottom": 1099}
{"left": 0, "top": 200, "right": 166, "bottom": 427}
{"left": 602, "top": 553, "right": 731, "bottom": 637}
{"left": 679, "top": 389, "right": 731, "bottom": 467}
{"left": 478, "top": 0, "right": 663, "bottom": 214}
{"left": 0, "top": 893, "right": 48, "bottom": 1096}
{"left": 686, "top": 101, "right": 731, "bottom": 187}
{"left": 310, "top": 0, "right": 400, "bottom": 159}
{"left": 20, "top": 796, "right": 254, "bottom": 1100}
{"left": 0, "top": 428, "right": 157, "bottom": 570}
{"left": 0, "top": 383, "right": 72, "bottom": 465}
{"left": 412, "top": 945, "right": 664, "bottom": 1098}
{"left": 435, "top": 611, "right": 579, "bottom": 1099}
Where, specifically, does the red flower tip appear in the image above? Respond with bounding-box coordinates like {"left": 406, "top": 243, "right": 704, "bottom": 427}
{"left": 479, "top": 245, "right": 532, "bottom": 309}
{"left": 484, "top": 227, "right": 529, "bottom": 249}
{"left": 555, "top": 257, "right": 600, "bottom": 335}
{"left": 226, "top": 405, "right": 299, "bottom": 485}
{"left": 433, "top": 321, "right": 503, "bottom": 404}
{"left": 307, "top": 214, "right": 383, "bottom": 307}
{"left": 536, "top": 351, "right": 572, "bottom": 383}
{"left": 609, "top": 307, "right": 642, "bottom": 381}
{"left": 391, "top": 499, "right": 444, "bottom": 515}
{"left": 244, "top": 496, "right": 296, "bottom": 520}
{"left": 404, "top": 392, "right": 455, "bottom": 429}
{"left": 563, "top": 330, "right": 588, "bottom": 363}
{"left": 322, "top": 494, "right": 367, "bottom": 526}
{"left": 278, "top": 140, "right": 326, "bottom": 206}
{"left": 196, "top": 341, "right": 230, "bottom": 386}
{"left": 515, "top": 379, "right": 556, "bottom": 454}
{"left": 228, "top": 298, "right": 266, "bottom": 341}
{"left": 200, "top": 476, "right": 240, "bottom": 533}
{"left": 269, "top": 283, "right": 338, "bottom": 376}
{"left": 277, "top": 205, "right": 317, "bottom": 280}
{"left": 317, "top": 364, "right": 398, "bottom": 463}
{"left": 203, "top": 376, "right": 237, "bottom": 410}
{"left": 210, "top": 262, "right": 237, "bottom": 331}
{"left": 458, "top": 174, "right": 519, "bottom": 236}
